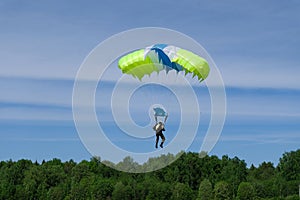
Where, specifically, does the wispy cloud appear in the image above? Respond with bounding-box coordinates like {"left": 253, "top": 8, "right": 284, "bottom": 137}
{"left": 0, "top": 1, "right": 299, "bottom": 89}
{"left": 219, "top": 132, "right": 300, "bottom": 144}
{"left": 2, "top": 137, "right": 79, "bottom": 142}
{"left": 1, "top": 76, "right": 299, "bottom": 122}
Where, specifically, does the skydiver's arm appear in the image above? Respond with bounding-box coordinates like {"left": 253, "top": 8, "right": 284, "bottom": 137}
{"left": 153, "top": 124, "right": 158, "bottom": 131}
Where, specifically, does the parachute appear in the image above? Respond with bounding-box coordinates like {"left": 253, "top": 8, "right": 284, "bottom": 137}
{"left": 118, "top": 44, "right": 210, "bottom": 81}
{"left": 153, "top": 107, "right": 168, "bottom": 123}
{"left": 153, "top": 107, "right": 167, "bottom": 117}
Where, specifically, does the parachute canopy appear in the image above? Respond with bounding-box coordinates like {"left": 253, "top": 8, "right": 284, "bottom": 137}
{"left": 118, "top": 44, "right": 210, "bottom": 81}
{"left": 153, "top": 107, "right": 167, "bottom": 117}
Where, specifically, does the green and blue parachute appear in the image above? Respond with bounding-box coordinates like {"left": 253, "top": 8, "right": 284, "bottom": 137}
{"left": 118, "top": 44, "right": 210, "bottom": 81}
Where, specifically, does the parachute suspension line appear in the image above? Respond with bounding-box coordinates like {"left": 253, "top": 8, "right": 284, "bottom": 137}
{"left": 150, "top": 82, "right": 155, "bottom": 122}
{"left": 118, "top": 44, "right": 210, "bottom": 125}
{"left": 148, "top": 79, "right": 159, "bottom": 124}
{"left": 164, "top": 114, "right": 168, "bottom": 123}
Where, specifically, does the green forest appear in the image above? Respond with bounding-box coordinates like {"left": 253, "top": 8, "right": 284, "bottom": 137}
{"left": 0, "top": 149, "right": 299, "bottom": 200}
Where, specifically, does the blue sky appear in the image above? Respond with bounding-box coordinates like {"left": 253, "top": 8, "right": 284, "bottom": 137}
{"left": 0, "top": 0, "right": 299, "bottom": 166}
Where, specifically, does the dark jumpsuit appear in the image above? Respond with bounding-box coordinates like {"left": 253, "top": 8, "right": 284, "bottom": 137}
{"left": 156, "top": 128, "right": 165, "bottom": 148}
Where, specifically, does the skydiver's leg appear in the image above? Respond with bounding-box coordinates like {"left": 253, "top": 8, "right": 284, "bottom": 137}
{"left": 155, "top": 134, "right": 159, "bottom": 148}
{"left": 160, "top": 134, "right": 165, "bottom": 148}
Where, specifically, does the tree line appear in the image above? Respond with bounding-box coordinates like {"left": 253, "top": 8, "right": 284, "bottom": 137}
{"left": 0, "top": 149, "right": 299, "bottom": 200}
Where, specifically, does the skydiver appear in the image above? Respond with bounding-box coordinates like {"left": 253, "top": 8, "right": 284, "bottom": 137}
{"left": 153, "top": 121, "right": 166, "bottom": 148}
